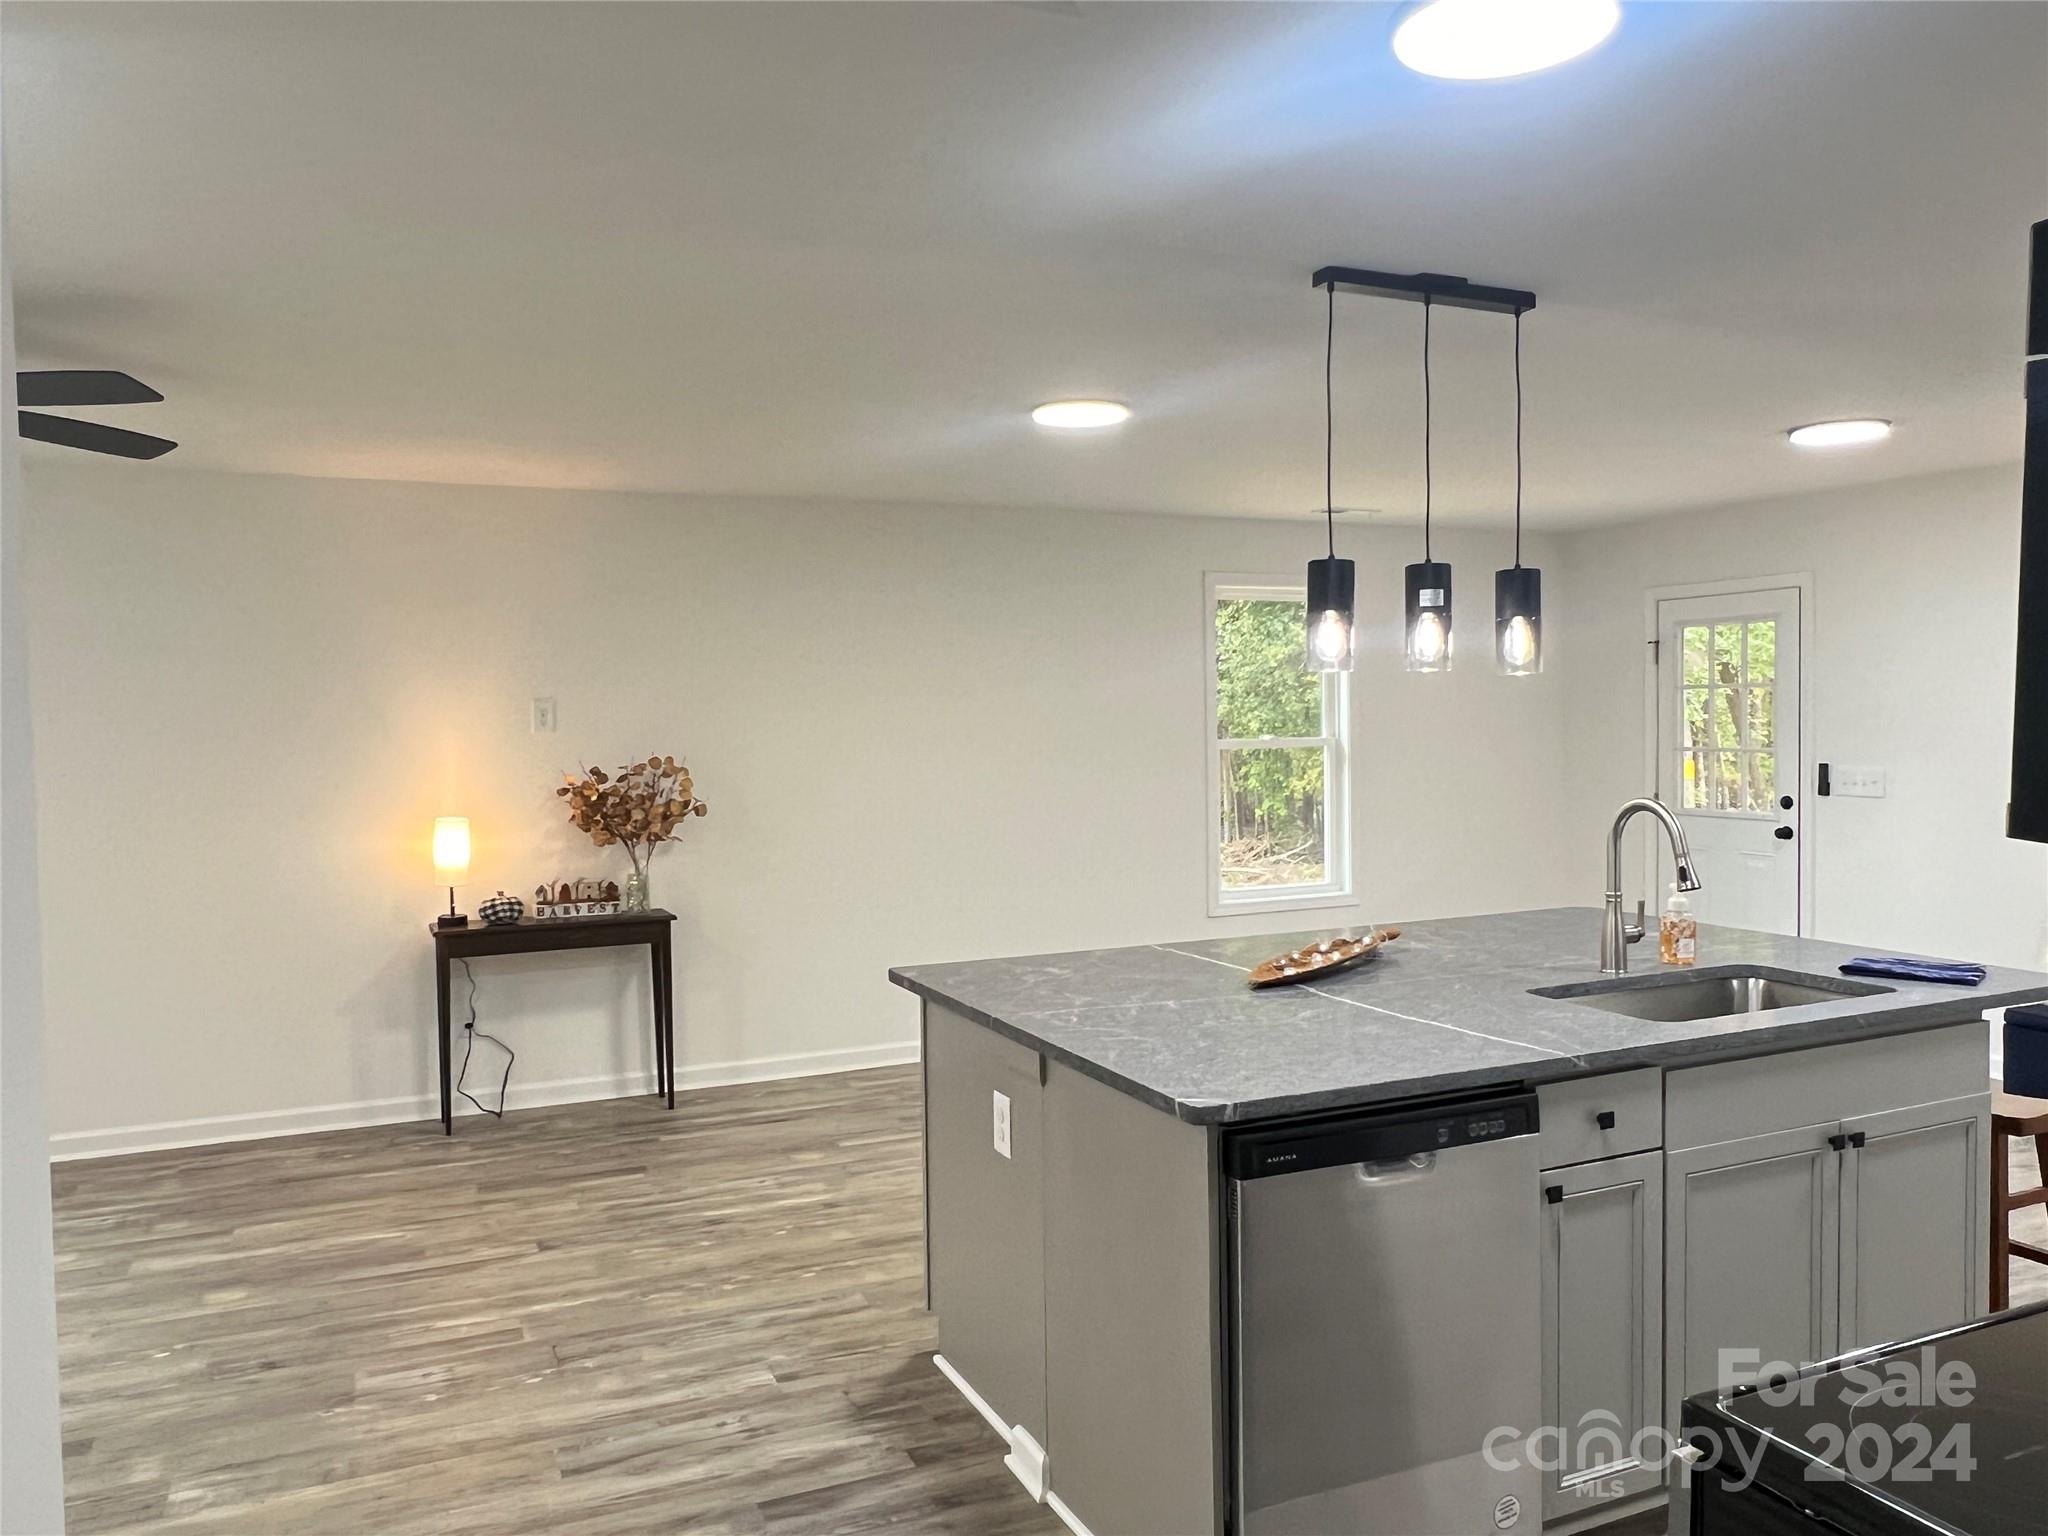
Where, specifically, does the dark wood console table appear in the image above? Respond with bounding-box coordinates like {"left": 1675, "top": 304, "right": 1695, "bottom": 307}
{"left": 429, "top": 909, "right": 676, "bottom": 1134}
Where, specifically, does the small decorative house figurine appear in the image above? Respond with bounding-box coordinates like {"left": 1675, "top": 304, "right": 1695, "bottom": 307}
{"left": 532, "top": 877, "right": 624, "bottom": 920}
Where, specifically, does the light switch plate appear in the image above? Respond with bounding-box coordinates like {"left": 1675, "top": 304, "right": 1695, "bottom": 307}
{"left": 992, "top": 1090, "right": 1011, "bottom": 1159}
{"left": 531, "top": 697, "right": 557, "bottom": 734}
{"left": 1832, "top": 765, "right": 1886, "bottom": 798}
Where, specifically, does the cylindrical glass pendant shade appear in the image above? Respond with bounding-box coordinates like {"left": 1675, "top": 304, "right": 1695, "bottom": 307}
{"left": 1403, "top": 560, "right": 1453, "bottom": 672}
{"left": 1495, "top": 565, "right": 1542, "bottom": 675}
{"left": 1305, "top": 556, "right": 1356, "bottom": 672}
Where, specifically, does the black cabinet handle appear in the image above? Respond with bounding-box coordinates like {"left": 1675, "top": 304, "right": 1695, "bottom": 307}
{"left": 1847, "top": 1131, "right": 1867, "bottom": 1149}
{"left": 1545, "top": 1185, "right": 1564, "bottom": 1205}
{"left": 1595, "top": 1110, "right": 1617, "bottom": 1131}
{"left": 1828, "top": 1132, "right": 1849, "bottom": 1151}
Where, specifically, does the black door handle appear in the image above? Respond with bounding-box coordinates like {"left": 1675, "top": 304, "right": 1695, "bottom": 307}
{"left": 1774, "top": 826, "right": 1794, "bottom": 840}
{"left": 1779, "top": 794, "right": 1794, "bottom": 810}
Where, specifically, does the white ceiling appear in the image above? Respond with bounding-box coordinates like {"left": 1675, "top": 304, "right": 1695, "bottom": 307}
{"left": 4, "top": 1, "right": 2043, "bottom": 528}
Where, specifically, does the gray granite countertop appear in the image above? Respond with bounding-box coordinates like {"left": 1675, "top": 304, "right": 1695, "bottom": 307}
{"left": 888, "top": 907, "right": 2048, "bottom": 1124}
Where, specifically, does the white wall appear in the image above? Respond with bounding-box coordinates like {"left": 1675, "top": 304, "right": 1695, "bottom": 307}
{"left": 24, "top": 464, "right": 1573, "bottom": 1151}
{"left": 2, "top": 113, "right": 69, "bottom": 1533}
{"left": 1556, "top": 464, "right": 2046, "bottom": 972}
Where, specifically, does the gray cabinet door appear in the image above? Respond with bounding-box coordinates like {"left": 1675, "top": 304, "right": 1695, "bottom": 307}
{"left": 1665, "top": 1123, "right": 1839, "bottom": 1431}
{"left": 1539, "top": 1151, "right": 1664, "bottom": 1525}
{"left": 1839, "top": 1094, "right": 1988, "bottom": 1352}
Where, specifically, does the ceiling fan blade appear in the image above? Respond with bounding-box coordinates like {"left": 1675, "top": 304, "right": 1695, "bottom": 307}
{"left": 18, "top": 411, "right": 177, "bottom": 460}
{"left": 16, "top": 370, "right": 163, "bottom": 408}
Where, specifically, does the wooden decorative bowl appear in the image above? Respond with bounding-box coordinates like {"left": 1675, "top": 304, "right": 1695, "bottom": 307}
{"left": 1247, "top": 928, "right": 1402, "bottom": 989}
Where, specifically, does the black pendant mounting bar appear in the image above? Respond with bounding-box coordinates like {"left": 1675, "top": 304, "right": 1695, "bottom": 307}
{"left": 1312, "top": 266, "right": 1535, "bottom": 316}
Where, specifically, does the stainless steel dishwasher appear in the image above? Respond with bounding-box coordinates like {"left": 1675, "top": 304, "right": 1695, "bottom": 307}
{"left": 1226, "top": 1092, "right": 1544, "bottom": 1535}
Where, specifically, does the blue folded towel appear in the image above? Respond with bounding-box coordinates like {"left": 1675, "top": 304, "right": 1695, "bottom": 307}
{"left": 1840, "top": 956, "right": 1986, "bottom": 986}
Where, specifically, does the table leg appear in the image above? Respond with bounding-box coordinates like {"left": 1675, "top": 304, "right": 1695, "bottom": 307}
{"left": 436, "top": 956, "right": 452, "bottom": 1135}
{"left": 658, "top": 931, "right": 676, "bottom": 1109}
{"left": 649, "top": 939, "right": 667, "bottom": 1104}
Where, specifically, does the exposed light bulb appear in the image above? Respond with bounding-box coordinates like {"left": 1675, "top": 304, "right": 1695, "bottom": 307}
{"left": 1311, "top": 611, "right": 1351, "bottom": 664}
{"left": 1502, "top": 614, "right": 1537, "bottom": 669}
{"left": 1410, "top": 611, "right": 1448, "bottom": 667}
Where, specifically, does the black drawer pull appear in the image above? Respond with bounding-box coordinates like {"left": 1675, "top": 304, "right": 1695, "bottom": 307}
{"left": 1544, "top": 1185, "right": 1564, "bottom": 1205}
{"left": 1847, "top": 1130, "right": 1867, "bottom": 1149}
{"left": 1828, "top": 1132, "right": 1850, "bottom": 1152}
{"left": 1595, "top": 1110, "right": 1617, "bottom": 1131}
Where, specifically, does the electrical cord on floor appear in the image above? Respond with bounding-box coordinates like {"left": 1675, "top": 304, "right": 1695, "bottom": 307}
{"left": 454, "top": 958, "right": 515, "bottom": 1118}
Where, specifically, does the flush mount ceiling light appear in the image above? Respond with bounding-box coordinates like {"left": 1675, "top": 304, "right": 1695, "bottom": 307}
{"left": 1393, "top": 0, "right": 1620, "bottom": 81}
{"left": 1786, "top": 418, "right": 1892, "bottom": 448}
{"left": 1031, "top": 399, "right": 1130, "bottom": 429}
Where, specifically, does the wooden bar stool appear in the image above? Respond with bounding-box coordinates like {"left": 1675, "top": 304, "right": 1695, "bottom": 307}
{"left": 1991, "top": 1088, "right": 2048, "bottom": 1310}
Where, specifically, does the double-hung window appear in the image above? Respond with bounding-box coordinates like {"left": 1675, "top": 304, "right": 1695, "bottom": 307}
{"left": 1207, "top": 576, "right": 1352, "bottom": 914}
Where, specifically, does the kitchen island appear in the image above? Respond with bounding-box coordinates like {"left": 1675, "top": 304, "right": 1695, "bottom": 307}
{"left": 890, "top": 908, "right": 2048, "bottom": 1536}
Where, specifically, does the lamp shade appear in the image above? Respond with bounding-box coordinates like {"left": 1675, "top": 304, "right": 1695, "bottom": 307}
{"left": 1404, "top": 560, "right": 1454, "bottom": 672}
{"left": 1305, "top": 556, "right": 1357, "bottom": 672}
{"left": 1495, "top": 565, "right": 1543, "bottom": 675}
{"left": 431, "top": 817, "right": 471, "bottom": 883}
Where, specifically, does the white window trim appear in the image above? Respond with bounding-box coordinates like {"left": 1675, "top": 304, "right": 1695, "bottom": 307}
{"left": 1205, "top": 573, "right": 1354, "bottom": 917}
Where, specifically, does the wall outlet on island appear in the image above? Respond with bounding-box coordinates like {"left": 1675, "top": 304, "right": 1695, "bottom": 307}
{"left": 992, "top": 1090, "right": 1011, "bottom": 1159}
{"left": 1832, "top": 765, "right": 1887, "bottom": 797}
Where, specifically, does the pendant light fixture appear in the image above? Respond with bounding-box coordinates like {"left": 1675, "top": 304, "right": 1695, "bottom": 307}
{"left": 1404, "top": 295, "right": 1453, "bottom": 671}
{"left": 1306, "top": 282, "right": 1356, "bottom": 672}
{"left": 1309, "top": 265, "right": 1538, "bottom": 677}
{"left": 1496, "top": 307, "right": 1542, "bottom": 675}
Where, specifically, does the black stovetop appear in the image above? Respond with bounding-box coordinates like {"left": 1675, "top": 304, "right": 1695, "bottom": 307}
{"left": 1687, "top": 1302, "right": 2048, "bottom": 1535}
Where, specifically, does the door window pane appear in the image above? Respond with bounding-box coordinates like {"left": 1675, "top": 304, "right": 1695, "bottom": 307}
{"left": 1712, "top": 752, "right": 1743, "bottom": 811}
{"left": 1679, "top": 750, "right": 1707, "bottom": 810}
{"left": 1749, "top": 751, "right": 1778, "bottom": 812}
{"left": 1747, "top": 688, "right": 1774, "bottom": 748}
{"left": 1683, "top": 688, "right": 1709, "bottom": 749}
{"left": 1216, "top": 597, "right": 1321, "bottom": 739}
{"left": 1218, "top": 746, "right": 1328, "bottom": 889}
{"left": 1712, "top": 625, "right": 1741, "bottom": 686}
{"left": 1682, "top": 625, "right": 1710, "bottom": 687}
{"left": 1713, "top": 690, "right": 1740, "bottom": 750}
{"left": 1746, "top": 620, "right": 1776, "bottom": 684}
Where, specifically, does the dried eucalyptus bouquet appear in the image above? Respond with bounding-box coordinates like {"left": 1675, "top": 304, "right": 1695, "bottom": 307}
{"left": 558, "top": 755, "right": 708, "bottom": 908}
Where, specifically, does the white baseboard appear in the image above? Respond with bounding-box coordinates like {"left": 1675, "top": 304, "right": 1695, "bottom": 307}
{"left": 48, "top": 1040, "right": 920, "bottom": 1161}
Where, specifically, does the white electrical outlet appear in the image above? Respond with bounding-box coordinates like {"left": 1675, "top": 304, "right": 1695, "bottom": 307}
{"left": 992, "top": 1090, "right": 1011, "bottom": 1159}
{"left": 531, "top": 697, "right": 557, "bottom": 734}
{"left": 1833, "top": 766, "right": 1887, "bottom": 798}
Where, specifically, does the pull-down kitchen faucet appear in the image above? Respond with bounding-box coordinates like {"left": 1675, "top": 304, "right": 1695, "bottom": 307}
{"left": 1602, "top": 797, "right": 1702, "bottom": 974}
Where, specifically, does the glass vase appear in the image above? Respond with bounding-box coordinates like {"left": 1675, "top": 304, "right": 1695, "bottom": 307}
{"left": 623, "top": 867, "right": 651, "bottom": 912}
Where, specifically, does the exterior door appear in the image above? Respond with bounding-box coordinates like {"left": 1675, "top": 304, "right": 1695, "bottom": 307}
{"left": 1656, "top": 587, "right": 1803, "bottom": 934}
{"left": 1540, "top": 1151, "right": 1664, "bottom": 1524}
{"left": 1664, "top": 1125, "right": 1839, "bottom": 1433}
{"left": 1838, "top": 1095, "right": 1989, "bottom": 1350}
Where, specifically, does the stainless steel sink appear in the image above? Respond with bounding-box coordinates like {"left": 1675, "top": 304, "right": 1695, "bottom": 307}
{"left": 1530, "top": 966, "right": 1892, "bottom": 1023}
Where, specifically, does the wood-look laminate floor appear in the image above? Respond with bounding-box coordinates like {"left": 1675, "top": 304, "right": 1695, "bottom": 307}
{"left": 53, "top": 1067, "right": 1062, "bottom": 1536}
{"left": 52, "top": 1068, "right": 2048, "bottom": 1536}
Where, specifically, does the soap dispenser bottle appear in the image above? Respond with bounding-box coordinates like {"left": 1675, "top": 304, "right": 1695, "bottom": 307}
{"left": 1660, "top": 883, "right": 1697, "bottom": 966}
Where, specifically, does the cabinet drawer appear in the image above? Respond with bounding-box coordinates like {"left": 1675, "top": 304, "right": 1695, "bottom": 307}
{"left": 1665, "top": 1023, "right": 1985, "bottom": 1150}
{"left": 1538, "top": 1070, "right": 1662, "bottom": 1168}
